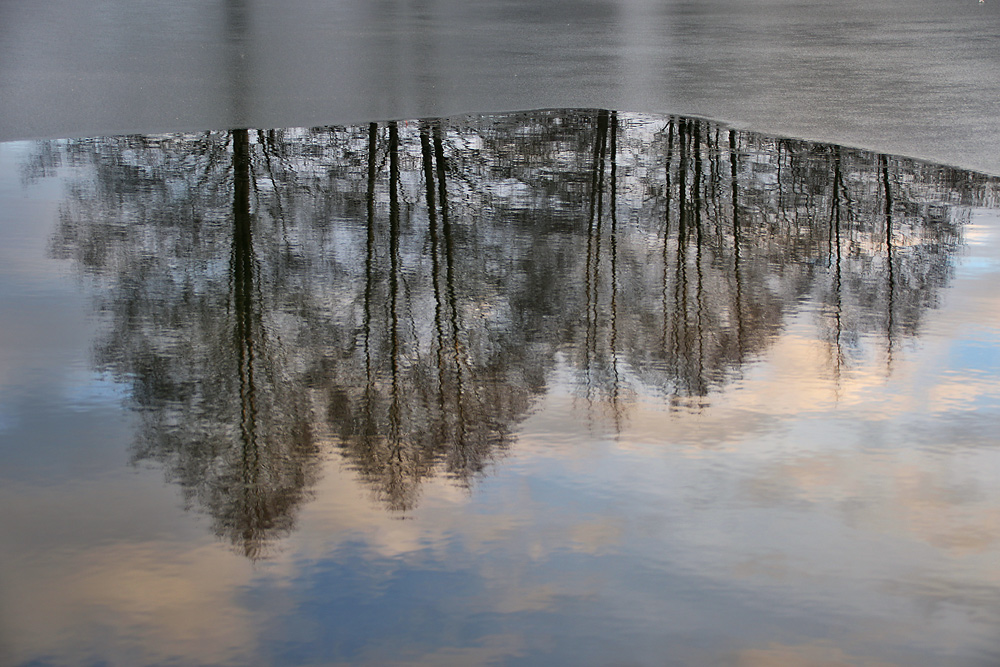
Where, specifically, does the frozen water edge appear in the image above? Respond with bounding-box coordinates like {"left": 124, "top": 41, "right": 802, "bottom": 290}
{"left": 1, "top": 0, "right": 999, "bottom": 175}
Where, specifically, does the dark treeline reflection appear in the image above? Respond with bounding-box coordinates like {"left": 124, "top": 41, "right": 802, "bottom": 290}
{"left": 32, "top": 110, "right": 997, "bottom": 556}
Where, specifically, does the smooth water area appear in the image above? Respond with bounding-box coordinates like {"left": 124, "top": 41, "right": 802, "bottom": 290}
{"left": 1, "top": 109, "right": 999, "bottom": 665}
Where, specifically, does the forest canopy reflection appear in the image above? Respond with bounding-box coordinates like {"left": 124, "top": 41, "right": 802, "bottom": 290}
{"left": 34, "top": 109, "right": 998, "bottom": 558}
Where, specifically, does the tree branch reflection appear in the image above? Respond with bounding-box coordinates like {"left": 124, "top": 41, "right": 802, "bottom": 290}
{"left": 40, "top": 109, "right": 998, "bottom": 555}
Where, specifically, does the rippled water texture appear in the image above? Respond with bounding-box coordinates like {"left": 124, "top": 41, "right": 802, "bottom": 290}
{"left": 1, "top": 110, "right": 1000, "bottom": 665}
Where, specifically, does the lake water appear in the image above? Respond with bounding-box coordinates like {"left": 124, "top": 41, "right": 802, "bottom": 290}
{"left": 3, "top": 0, "right": 1000, "bottom": 664}
{"left": 1, "top": 109, "right": 999, "bottom": 666}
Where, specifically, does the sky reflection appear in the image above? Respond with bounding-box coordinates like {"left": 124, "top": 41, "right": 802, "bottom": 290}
{"left": 1, "top": 111, "right": 999, "bottom": 666}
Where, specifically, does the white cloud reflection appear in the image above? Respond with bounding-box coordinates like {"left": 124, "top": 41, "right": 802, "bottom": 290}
{"left": 2, "top": 134, "right": 999, "bottom": 665}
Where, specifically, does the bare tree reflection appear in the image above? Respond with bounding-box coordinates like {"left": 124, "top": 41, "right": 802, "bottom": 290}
{"left": 43, "top": 130, "right": 319, "bottom": 559}
{"left": 38, "top": 109, "right": 998, "bottom": 550}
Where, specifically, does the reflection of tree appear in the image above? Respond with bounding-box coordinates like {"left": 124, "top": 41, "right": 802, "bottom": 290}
{"left": 47, "top": 130, "right": 319, "bottom": 559}
{"left": 40, "top": 109, "right": 998, "bottom": 542}
{"left": 320, "top": 120, "right": 548, "bottom": 510}
{"left": 574, "top": 114, "right": 988, "bottom": 408}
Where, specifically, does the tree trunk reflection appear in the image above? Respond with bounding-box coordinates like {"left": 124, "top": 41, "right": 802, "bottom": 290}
{"left": 40, "top": 109, "right": 996, "bottom": 551}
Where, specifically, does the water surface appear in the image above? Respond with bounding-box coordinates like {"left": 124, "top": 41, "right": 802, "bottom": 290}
{"left": 1, "top": 110, "right": 1000, "bottom": 665}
